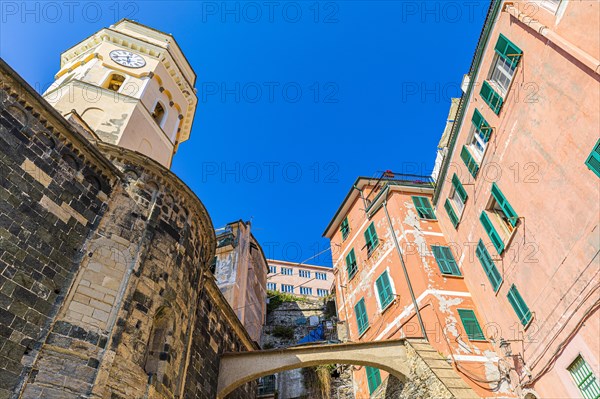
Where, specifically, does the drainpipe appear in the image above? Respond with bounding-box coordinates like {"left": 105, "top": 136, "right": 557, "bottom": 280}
{"left": 381, "top": 187, "right": 428, "bottom": 341}
{"left": 503, "top": 3, "right": 600, "bottom": 75}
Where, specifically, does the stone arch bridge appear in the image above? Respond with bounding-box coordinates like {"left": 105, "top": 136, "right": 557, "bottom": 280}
{"left": 217, "top": 338, "right": 480, "bottom": 398}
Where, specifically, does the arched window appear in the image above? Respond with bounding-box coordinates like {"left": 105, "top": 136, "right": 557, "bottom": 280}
{"left": 152, "top": 102, "right": 166, "bottom": 127}
{"left": 145, "top": 307, "right": 174, "bottom": 381}
{"left": 104, "top": 73, "right": 125, "bottom": 92}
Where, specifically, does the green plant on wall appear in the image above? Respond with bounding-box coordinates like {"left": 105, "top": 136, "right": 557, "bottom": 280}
{"left": 266, "top": 290, "right": 309, "bottom": 313}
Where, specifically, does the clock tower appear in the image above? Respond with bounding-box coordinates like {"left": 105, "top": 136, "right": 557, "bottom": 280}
{"left": 43, "top": 19, "right": 197, "bottom": 168}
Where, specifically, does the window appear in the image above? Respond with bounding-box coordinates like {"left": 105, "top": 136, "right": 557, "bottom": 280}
{"left": 468, "top": 108, "right": 492, "bottom": 162}
{"left": 346, "top": 249, "right": 358, "bottom": 279}
{"left": 281, "top": 267, "right": 293, "bottom": 276}
{"left": 267, "top": 282, "right": 276, "bottom": 291}
{"left": 152, "top": 102, "right": 166, "bottom": 126}
{"left": 364, "top": 222, "right": 380, "bottom": 255}
{"left": 431, "top": 245, "right": 461, "bottom": 276}
{"left": 315, "top": 272, "right": 327, "bottom": 280}
{"left": 444, "top": 199, "right": 459, "bottom": 228}
{"left": 457, "top": 309, "right": 485, "bottom": 341}
{"left": 299, "top": 270, "right": 311, "bottom": 278}
{"left": 375, "top": 271, "right": 394, "bottom": 310}
{"left": 476, "top": 240, "right": 503, "bottom": 292}
{"left": 539, "top": 0, "right": 562, "bottom": 14}
{"left": 281, "top": 284, "right": 294, "bottom": 293}
{"left": 104, "top": 73, "right": 125, "bottom": 92}
{"left": 354, "top": 298, "right": 369, "bottom": 335}
{"left": 461, "top": 145, "right": 480, "bottom": 178}
{"left": 481, "top": 34, "right": 522, "bottom": 114}
{"left": 268, "top": 265, "right": 276, "bottom": 274}
{"left": 585, "top": 138, "right": 600, "bottom": 178}
{"left": 412, "top": 196, "right": 436, "bottom": 220}
{"left": 341, "top": 217, "right": 350, "bottom": 240}
{"left": 299, "top": 287, "right": 313, "bottom": 295}
{"left": 481, "top": 183, "right": 519, "bottom": 254}
{"left": 445, "top": 174, "right": 468, "bottom": 228}
{"left": 366, "top": 366, "right": 382, "bottom": 394}
{"left": 317, "top": 289, "right": 329, "bottom": 297}
{"left": 450, "top": 174, "right": 468, "bottom": 215}
{"left": 568, "top": 355, "right": 600, "bottom": 399}
{"left": 507, "top": 284, "right": 532, "bottom": 326}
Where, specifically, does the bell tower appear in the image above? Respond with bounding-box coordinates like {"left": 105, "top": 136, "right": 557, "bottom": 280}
{"left": 43, "top": 19, "right": 197, "bottom": 168}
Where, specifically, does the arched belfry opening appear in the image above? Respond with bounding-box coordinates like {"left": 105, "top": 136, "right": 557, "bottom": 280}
{"left": 104, "top": 73, "right": 126, "bottom": 92}
{"left": 145, "top": 306, "right": 175, "bottom": 382}
{"left": 152, "top": 102, "right": 166, "bottom": 127}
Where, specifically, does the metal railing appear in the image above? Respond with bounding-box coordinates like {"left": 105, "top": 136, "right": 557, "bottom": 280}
{"left": 364, "top": 170, "right": 434, "bottom": 206}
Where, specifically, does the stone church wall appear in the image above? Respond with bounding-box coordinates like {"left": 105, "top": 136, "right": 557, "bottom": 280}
{"left": 0, "top": 59, "right": 256, "bottom": 399}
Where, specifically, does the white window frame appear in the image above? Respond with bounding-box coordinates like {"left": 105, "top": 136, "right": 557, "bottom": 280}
{"left": 268, "top": 266, "right": 276, "bottom": 274}
{"left": 467, "top": 124, "right": 487, "bottom": 162}
{"left": 317, "top": 289, "right": 329, "bottom": 297}
{"left": 282, "top": 284, "right": 294, "bottom": 293}
{"left": 449, "top": 186, "right": 466, "bottom": 218}
{"left": 300, "top": 287, "right": 312, "bottom": 295}
{"left": 538, "top": 0, "right": 561, "bottom": 14}
{"left": 488, "top": 54, "right": 517, "bottom": 97}
{"left": 267, "top": 282, "right": 277, "bottom": 291}
{"left": 281, "top": 267, "right": 292, "bottom": 276}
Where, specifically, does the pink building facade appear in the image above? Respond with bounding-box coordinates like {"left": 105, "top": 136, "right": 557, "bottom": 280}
{"left": 266, "top": 259, "right": 333, "bottom": 298}
{"left": 433, "top": 1, "right": 600, "bottom": 398}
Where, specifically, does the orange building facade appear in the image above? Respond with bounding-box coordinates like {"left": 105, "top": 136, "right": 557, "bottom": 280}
{"left": 433, "top": 1, "right": 600, "bottom": 398}
{"left": 323, "top": 175, "right": 505, "bottom": 398}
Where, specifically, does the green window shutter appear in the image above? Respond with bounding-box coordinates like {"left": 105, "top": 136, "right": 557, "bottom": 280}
{"left": 451, "top": 174, "right": 468, "bottom": 203}
{"left": 568, "top": 355, "right": 600, "bottom": 399}
{"left": 480, "top": 81, "right": 504, "bottom": 114}
{"left": 472, "top": 108, "right": 492, "bottom": 141}
{"left": 355, "top": 298, "right": 369, "bottom": 335}
{"left": 363, "top": 222, "right": 379, "bottom": 255}
{"left": 376, "top": 271, "right": 394, "bottom": 309}
{"left": 444, "top": 199, "right": 459, "bottom": 228}
{"left": 346, "top": 249, "right": 357, "bottom": 279}
{"left": 431, "top": 245, "right": 461, "bottom": 276}
{"left": 341, "top": 217, "right": 350, "bottom": 240}
{"left": 494, "top": 33, "right": 523, "bottom": 67}
{"left": 460, "top": 146, "right": 480, "bottom": 178}
{"left": 366, "top": 367, "right": 382, "bottom": 394}
{"left": 476, "top": 240, "right": 503, "bottom": 291}
{"left": 412, "top": 196, "right": 436, "bottom": 220}
{"left": 457, "top": 309, "right": 485, "bottom": 341}
{"left": 585, "top": 139, "right": 600, "bottom": 178}
{"left": 507, "top": 285, "right": 532, "bottom": 326}
{"left": 491, "top": 183, "right": 519, "bottom": 227}
{"left": 480, "top": 212, "right": 505, "bottom": 254}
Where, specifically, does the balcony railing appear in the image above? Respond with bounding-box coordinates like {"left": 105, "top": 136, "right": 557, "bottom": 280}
{"left": 364, "top": 170, "right": 434, "bottom": 206}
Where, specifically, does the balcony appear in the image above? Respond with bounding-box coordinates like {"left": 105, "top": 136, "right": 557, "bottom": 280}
{"left": 364, "top": 170, "right": 434, "bottom": 208}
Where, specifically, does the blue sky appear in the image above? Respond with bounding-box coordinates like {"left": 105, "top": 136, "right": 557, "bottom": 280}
{"left": 0, "top": 1, "right": 489, "bottom": 266}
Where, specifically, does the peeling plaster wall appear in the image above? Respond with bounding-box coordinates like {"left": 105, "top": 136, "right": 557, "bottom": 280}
{"left": 330, "top": 185, "right": 506, "bottom": 398}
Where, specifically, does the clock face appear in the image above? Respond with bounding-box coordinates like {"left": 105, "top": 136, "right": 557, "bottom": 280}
{"left": 109, "top": 50, "right": 146, "bottom": 68}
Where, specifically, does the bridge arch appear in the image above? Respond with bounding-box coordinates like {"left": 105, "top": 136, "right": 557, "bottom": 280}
{"left": 217, "top": 339, "right": 412, "bottom": 398}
